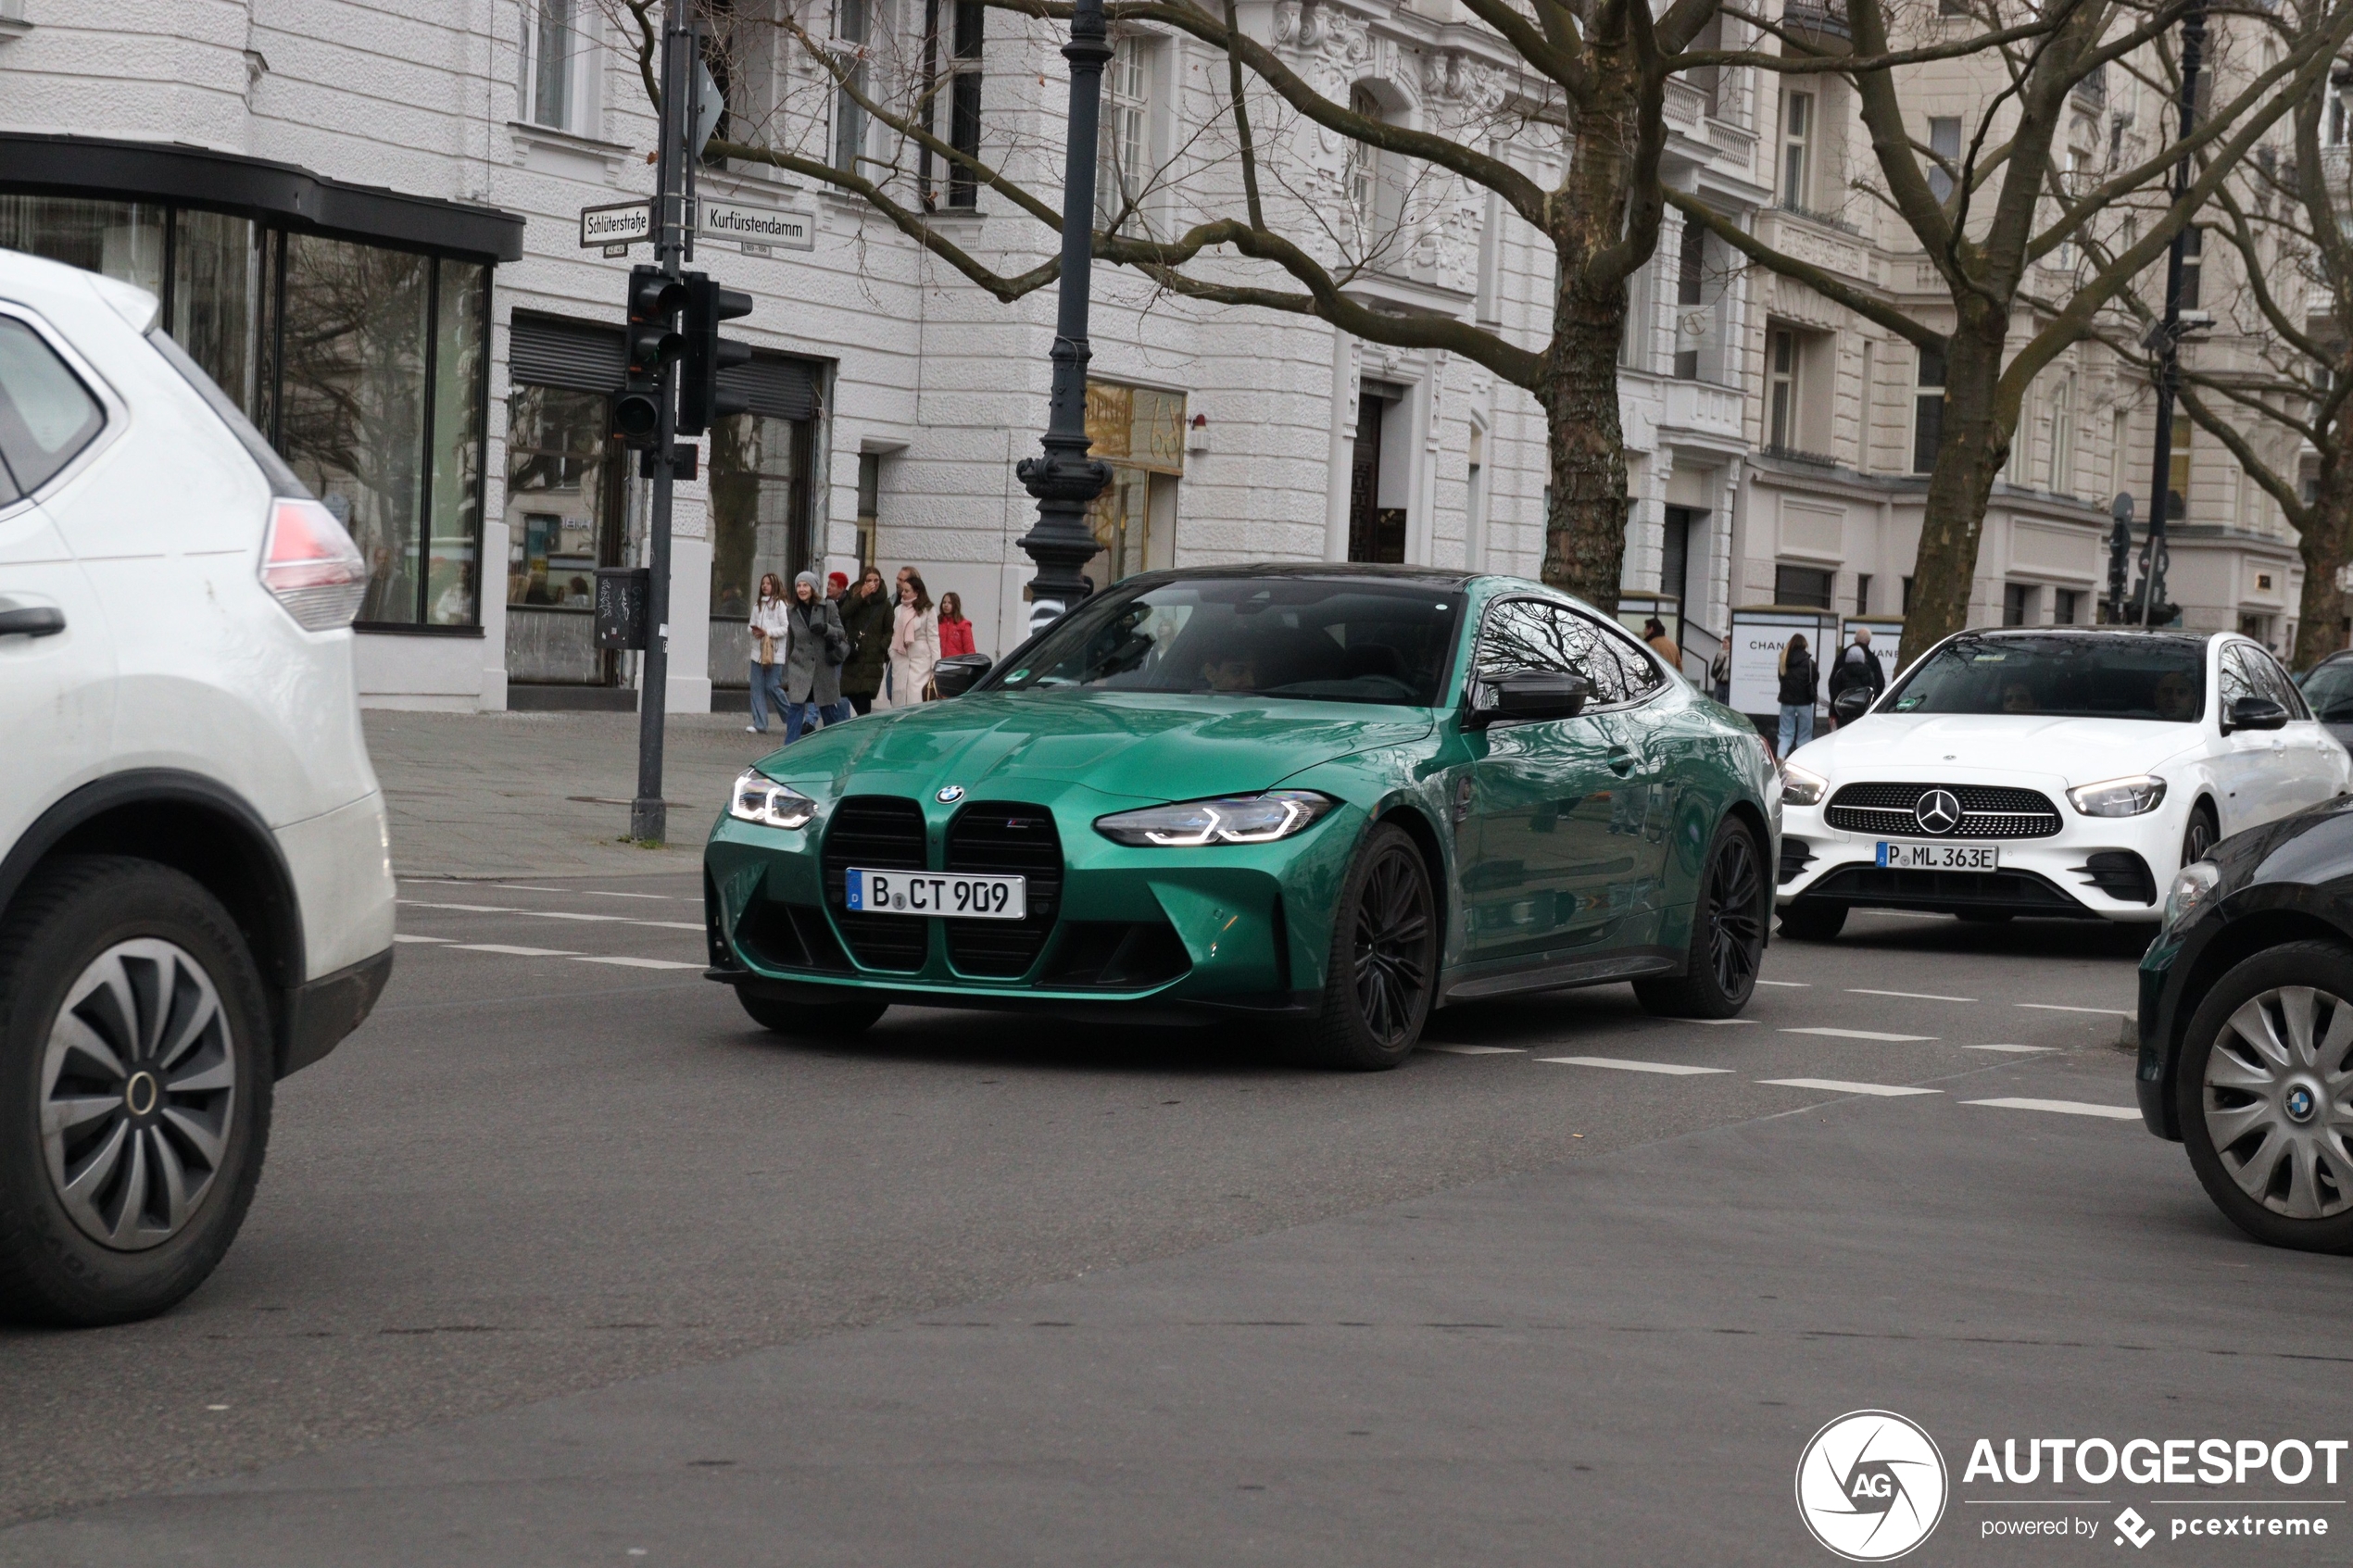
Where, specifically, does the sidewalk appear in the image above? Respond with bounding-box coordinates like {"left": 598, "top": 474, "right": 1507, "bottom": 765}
{"left": 362, "top": 709, "right": 794, "bottom": 879}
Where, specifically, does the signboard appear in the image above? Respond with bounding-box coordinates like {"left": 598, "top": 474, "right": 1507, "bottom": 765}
{"left": 579, "top": 201, "right": 652, "bottom": 250}
{"left": 1728, "top": 607, "right": 1842, "bottom": 717}
{"left": 698, "top": 198, "right": 815, "bottom": 253}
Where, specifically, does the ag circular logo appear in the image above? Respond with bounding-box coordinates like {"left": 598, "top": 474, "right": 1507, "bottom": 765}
{"left": 1795, "top": 1410, "right": 1948, "bottom": 1562}
{"left": 1912, "top": 789, "right": 1963, "bottom": 836}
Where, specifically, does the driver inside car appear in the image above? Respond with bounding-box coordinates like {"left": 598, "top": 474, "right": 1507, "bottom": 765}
{"left": 2152, "top": 670, "right": 2197, "bottom": 721}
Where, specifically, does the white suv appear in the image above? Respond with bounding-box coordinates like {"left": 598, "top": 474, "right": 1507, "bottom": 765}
{"left": 0, "top": 248, "right": 395, "bottom": 1325}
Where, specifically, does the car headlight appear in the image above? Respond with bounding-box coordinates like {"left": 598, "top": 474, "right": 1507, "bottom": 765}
{"left": 2066, "top": 775, "right": 2168, "bottom": 817}
{"left": 2163, "top": 859, "right": 2221, "bottom": 934}
{"left": 1780, "top": 762, "right": 1829, "bottom": 807}
{"left": 728, "top": 769, "right": 818, "bottom": 830}
{"left": 1095, "top": 790, "right": 1335, "bottom": 847}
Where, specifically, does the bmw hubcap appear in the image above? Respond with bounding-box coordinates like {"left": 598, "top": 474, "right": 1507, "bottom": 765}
{"left": 1708, "top": 834, "right": 1764, "bottom": 997}
{"left": 1353, "top": 848, "right": 1431, "bottom": 1047}
{"left": 2202, "top": 985, "right": 2353, "bottom": 1220}
{"left": 40, "top": 938, "right": 238, "bottom": 1251}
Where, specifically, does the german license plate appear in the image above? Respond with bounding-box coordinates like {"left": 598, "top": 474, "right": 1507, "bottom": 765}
{"left": 1876, "top": 842, "right": 1998, "bottom": 872}
{"left": 845, "top": 867, "right": 1027, "bottom": 920}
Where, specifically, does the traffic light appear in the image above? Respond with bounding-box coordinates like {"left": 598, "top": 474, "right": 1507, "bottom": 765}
{"left": 677, "top": 272, "right": 753, "bottom": 436}
{"left": 612, "top": 265, "right": 686, "bottom": 449}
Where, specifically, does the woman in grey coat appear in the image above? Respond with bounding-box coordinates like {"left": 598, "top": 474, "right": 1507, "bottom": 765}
{"left": 783, "top": 571, "right": 849, "bottom": 743}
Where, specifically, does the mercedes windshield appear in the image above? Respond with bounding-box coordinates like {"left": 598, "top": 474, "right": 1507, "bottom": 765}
{"left": 1883, "top": 633, "right": 2208, "bottom": 722}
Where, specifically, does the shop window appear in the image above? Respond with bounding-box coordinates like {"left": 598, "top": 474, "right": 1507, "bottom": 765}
{"left": 709, "top": 411, "right": 812, "bottom": 621}
{"left": 428, "top": 261, "right": 488, "bottom": 626}
{"left": 1084, "top": 380, "right": 1185, "bottom": 585}
{"left": 1775, "top": 563, "right": 1833, "bottom": 609}
{"left": 504, "top": 382, "right": 623, "bottom": 682}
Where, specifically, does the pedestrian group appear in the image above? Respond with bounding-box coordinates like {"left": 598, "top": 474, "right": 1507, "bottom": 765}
{"left": 747, "top": 564, "right": 981, "bottom": 739}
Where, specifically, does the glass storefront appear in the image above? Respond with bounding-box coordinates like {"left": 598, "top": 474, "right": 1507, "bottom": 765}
{"left": 504, "top": 382, "right": 626, "bottom": 684}
{"left": 1083, "top": 380, "right": 1184, "bottom": 586}
{"left": 705, "top": 358, "right": 821, "bottom": 692}
{"left": 0, "top": 195, "right": 490, "bottom": 629}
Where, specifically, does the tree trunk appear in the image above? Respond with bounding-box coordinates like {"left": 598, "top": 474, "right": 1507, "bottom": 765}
{"left": 2295, "top": 433, "right": 2353, "bottom": 671}
{"left": 1539, "top": 294, "right": 1631, "bottom": 610}
{"left": 1896, "top": 311, "right": 2014, "bottom": 671}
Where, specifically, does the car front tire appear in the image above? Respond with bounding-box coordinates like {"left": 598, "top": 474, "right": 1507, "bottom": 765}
{"left": 0, "top": 857, "right": 274, "bottom": 1326}
{"left": 1297, "top": 822, "right": 1436, "bottom": 1070}
{"left": 2174, "top": 940, "right": 2353, "bottom": 1253}
{"left": 1638, "top": 820, "right": 1768, "bottom": 1019}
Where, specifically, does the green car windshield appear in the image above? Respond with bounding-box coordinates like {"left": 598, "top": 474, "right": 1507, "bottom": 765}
{"left": 1885, "top": 633, "right": 2208, "bottom": 721}
{"left": 989, "top": 577, "right": 1462, "bottom": 706}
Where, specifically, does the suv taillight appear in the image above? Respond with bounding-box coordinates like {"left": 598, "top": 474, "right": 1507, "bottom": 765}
{"left": 259, "top": 497, "right": 368, "bottom": 631}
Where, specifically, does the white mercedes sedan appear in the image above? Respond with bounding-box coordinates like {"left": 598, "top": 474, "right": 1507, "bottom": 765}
{"left": 1775, "top": 629, "right": 2348, "bottom": 937}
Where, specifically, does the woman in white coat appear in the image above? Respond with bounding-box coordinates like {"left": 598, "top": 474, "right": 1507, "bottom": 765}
{"left": 882, "top": 569, "right": 942, "bottom": 708}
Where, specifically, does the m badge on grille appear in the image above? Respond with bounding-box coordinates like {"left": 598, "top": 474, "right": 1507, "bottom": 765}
{"left": 1913, "top": 789, "right": 1963, "bottom": 835}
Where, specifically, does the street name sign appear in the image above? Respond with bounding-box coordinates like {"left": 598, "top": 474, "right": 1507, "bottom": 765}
{"left": 580, "top": 201, "right": 653, "bottom": 251}
{"left": 698, "top": 198, "right": 816, "bottom": 253}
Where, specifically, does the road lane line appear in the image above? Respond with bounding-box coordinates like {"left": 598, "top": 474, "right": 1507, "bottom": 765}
{"left": 1756, "top": 980, "right": 1810, "bottom": 987}
{"left": 392, "top": 934, "right": 451, "bottom": 945}
{"left": 2016, "top": 1003, "right": 2134, "bottom": 1017}
{"left": 1758, "top": 1078, "right": 1942, "bottom": 1098}
{"left": 525, "top": 911, "right": 632, "bottom": 922}
{"left": 401, "top": 901, "right": 704, "bottom": 935}
{"left": 1674, "top": 1018, "right": 1758, "bottom": 1026}
{"left": 571, "top": 956, "right": 703, "bottom": 971}
{"left": 400, "top": 900, "right": 519, "bottom": 913}
{"left": 1846, "top": 988, "right": 1976, "bottom": 1003}
{"left": 494, "top": 885, "right": 680, "bottom": 900}
{"left": 1965, "top": 1044, "right": 2055, "bottom": 1053}
{"left": 1779, "top": 1027, "right": 1938, "bottom": 1042}
{"left": 1536, "top": 1057, "right": 1732, "bottom": 1075}
{"left": 1963, "top": 1097, "right": 2141, "bottom": 1120}
{"left": 1424, "top": 1046, "right": 1525, "bottom": 1055}
{"left": 451, "top": 944, "right": 581, "bottom": 958}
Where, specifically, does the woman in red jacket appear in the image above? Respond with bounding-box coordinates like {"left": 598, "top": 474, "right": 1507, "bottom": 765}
{"left": 937, "top": 592, "right": 977, "bottom": 659}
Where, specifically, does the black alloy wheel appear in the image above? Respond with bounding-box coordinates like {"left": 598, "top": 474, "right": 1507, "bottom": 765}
{"left": 1300, "top": 823, "right": 1435, "bottom": 1070}
{"left": 1637, "top": 820, "right": 1767, "bottom": 1019}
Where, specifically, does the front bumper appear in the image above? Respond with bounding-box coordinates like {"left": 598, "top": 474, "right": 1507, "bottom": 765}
{"left": 1777, "top": 798, "right": 2173, "bottom": 922}
{"left": 704, "top": 787, "right": 1364, "bottom": 1014}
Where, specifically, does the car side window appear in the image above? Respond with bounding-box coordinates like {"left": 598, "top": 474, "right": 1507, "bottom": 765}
{"left": 1587, "top": 616, "right": 1667, "bottom": 704}
{"left": 1476, "top": 598, "right": 1581, "bottom": 684}
{"left": 2249, "top": 646, "right": 2309, "bottom": 719}
{"left": 0, "top": 317, "right": 106, "bottom": 495}
{"left": 2218, "top": 646, "right": 2256, "bottom": 718}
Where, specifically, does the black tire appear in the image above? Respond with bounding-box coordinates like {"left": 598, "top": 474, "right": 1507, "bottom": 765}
{"left": 736, "top": 988, "right": 888, "bottom": 1038}
{"left": 1638, "top": 820, "right": 1768, "bottom": 1019}
{"left": 2174, "top": 940, "right": 2353, "bottom": 1253}
{"left": 1297, "top": 823, "right": 1437, "bottom": 1070}
{"left": 1777, "top": 897, "right": 1847, "bottom": 942}
{"left": 2182, "top": 801, "right": 2220, "bottom": 871}
{"left": 0, "top": 856, "right": 274, "bottom": 1327}
{"left": 1957, "top": 910, "right": 2015, "bottom": 924}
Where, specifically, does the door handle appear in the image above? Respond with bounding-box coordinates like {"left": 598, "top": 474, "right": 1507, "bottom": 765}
{"left": 1605, "top": 745, "right": 1636, "bottom": 775}
{"left": 0, "top": 606, "right": 65, "bottom": 639}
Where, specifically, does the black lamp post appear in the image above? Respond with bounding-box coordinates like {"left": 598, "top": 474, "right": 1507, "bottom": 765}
{"left": 1013, "top": 0, "right": 1114, "bottom": 633}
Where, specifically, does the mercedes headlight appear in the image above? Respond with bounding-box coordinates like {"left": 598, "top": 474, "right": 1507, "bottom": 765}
{"left": 1095, "top": 791, "right": 1336, "bottom": 847}
{"left": 1780, "top": 762, "right": 1830, "bottom": 808}
{"left": 728, "top": 770, "right": 818, "bottom": 830}
{"left": 2163, "top": 860, "right": 2221, "bottom": 934}
{"left": 2067, "top": 775, "right": 2167, "bottom": 817}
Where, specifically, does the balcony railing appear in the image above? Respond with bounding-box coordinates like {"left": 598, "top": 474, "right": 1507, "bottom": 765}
{"left": 1775, "top": 195, "right": 1862, "bottom": 235}
{"left": 1763, "top": 443, "right": 1841, "bottom": 468}
{"left": 2073, "top": 63, "right": 2107, "bottom": 107}
{"left": 1782, "top": 0, "right": 1851, "bottom": 38}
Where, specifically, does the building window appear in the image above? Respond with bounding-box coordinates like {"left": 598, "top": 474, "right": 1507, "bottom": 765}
{"left": 834, "top": 0, "right": 869, "bottom": 173}
{"left": 2178, "top": 226, "right": 2203, "bottom": 311}
{"left": 1901, "top": 574, "right": 1916, "bottom": 614}
{"left": 2003, "top": 582, "right": 2037, "bottom": 626}
{"left": 1684, "top": 12, "right": 1722, "bottom": 116}
{"left": 1768, "top": 329, "right": 1798, "bottom": 451}
{"left": 523, "top": 0, "right": 580, "bottom": 132}
{"left": 1781, "top": 90, "right": 1813, "bottom": 208}
{"left": 856, "top": 450, "right": 881, "bottom": 572}
{"left": 505, "top": 383, "right": 621, "bottom": 625}
{"left": 1099, "top": 33, "right": 1153, "bottom": 232}
{"left": 1856, "top": 572, "right": 1872, "bottom": 615}
{"left": 1347, "top": 86, "right": 1382, "bottom": 245}
{"left": 2332, "top": 90, "right": 2352, "bottom": 147}
{"left": 1775, "top": 563, "right": 1834, "bottom": 609}
{"left": 1913, "top": 345, "right": 1945, "bottom": 473}
{"left": 2054, "top": 588, "right": 2082, "bottom": 625}
{"left": 921, "top": 0, "right": 984, "bottom": 210}
{"left": 2047, "top": 373, "right": 2074, "bottom": 493}
{"left": 709, "top": 410, "right": 814, "bottom": 625}
{"left": 1673, "top": 220, "right": 1705, "bottom": 380}
{"left": 1927, "top": 116, "right": 1960, "bottom": 202}
{"left": 1085, "top": 381, "right": 1185, "bottom": 583}
{"left": 2168, "top": 420, "right": 2190, "bottom": 519}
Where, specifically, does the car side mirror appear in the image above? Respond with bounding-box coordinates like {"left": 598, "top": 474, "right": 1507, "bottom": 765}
{"left": 2226, "top": 695, "right": 2290, "bottom": 733}
{"left": 1473, "top": 670, "right": 1593, "bottom": 726}
{"left": 931, "top": 652, "right": 994, "bottom": 698}
{"left": 1831, "top": 686, "right": 1873, "bottom": 725}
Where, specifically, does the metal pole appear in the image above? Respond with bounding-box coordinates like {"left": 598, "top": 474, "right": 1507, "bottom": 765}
{"left": 630, "top": 0, "right": 689, "bottom": 845}
{"left": 1012, "top": 0, "right": 1114, "bottom": 632}
{"left": 2135, "top": 0, "right": 2206, "bottom": 628}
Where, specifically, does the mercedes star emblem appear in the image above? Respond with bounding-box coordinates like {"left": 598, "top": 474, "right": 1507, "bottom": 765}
{"left": 1913, "top": 788, "right": 1963, "bottom": 835}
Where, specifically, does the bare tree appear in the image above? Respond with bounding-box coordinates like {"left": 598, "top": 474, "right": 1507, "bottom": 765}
{"left": 1672, "top": 0, "right": 2353, "bottom": 667}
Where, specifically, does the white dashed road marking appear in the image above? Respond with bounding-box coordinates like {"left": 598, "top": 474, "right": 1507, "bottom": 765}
{"left": 1965, "top": 1044, "right": 2055, "bottom": 1053}
{"left": 1846, "top": 988, "right": 1976, "bottom": 1003}
{"left": 1756, "top": 980, "right": 1810, "bottom": 988}
{"left": 2016, "top": 1003, "right": 2134, "bottom": 1017}
{"left": 1680, "top": 1018, "right": 1758, "bottom": 1026}
{"left": 403, "top": 900, "right": 515, "bottom": 913}
{"left": 573, "top": 956, "right": 703, "bottom": 971}
{"left": 1758, "top": 1078, "right": 1942, "bottom": 1098}
{"left": 1537, "top": 1057, "right": 1732, "bottom": 1076}
{"left": 494, "top": 885, "right": 679, "bottom": 900}
{"left": 392, "top": 934, "right": 449, "bottom": 945}
{"left": 1779, "top": 1027, "right": 1938, "bottom": 1042}
{"left": 453, "top": 944, "right": 579, "bottom": 958}
{"left": 1963, "top": 1098, "right": 2141, "bottom": 1120}
{"left": 1426, "top": 1046, "right": 1526, "bottom": 1056}
{"left": 401, "top": 899, "right": 702, "bottom": 934}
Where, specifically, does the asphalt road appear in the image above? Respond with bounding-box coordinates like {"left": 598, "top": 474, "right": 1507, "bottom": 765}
{"left": 6, "top": 886, "right": 2335, "bottom": 1564}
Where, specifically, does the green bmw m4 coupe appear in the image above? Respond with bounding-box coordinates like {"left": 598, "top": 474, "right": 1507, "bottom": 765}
{"left": 704, "top": 565, "right": 1779, "bottom": 1067}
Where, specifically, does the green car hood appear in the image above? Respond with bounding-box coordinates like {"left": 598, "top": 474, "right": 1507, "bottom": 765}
{"left": 758, "top": 689, "right": 1435, "bottom": 804}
